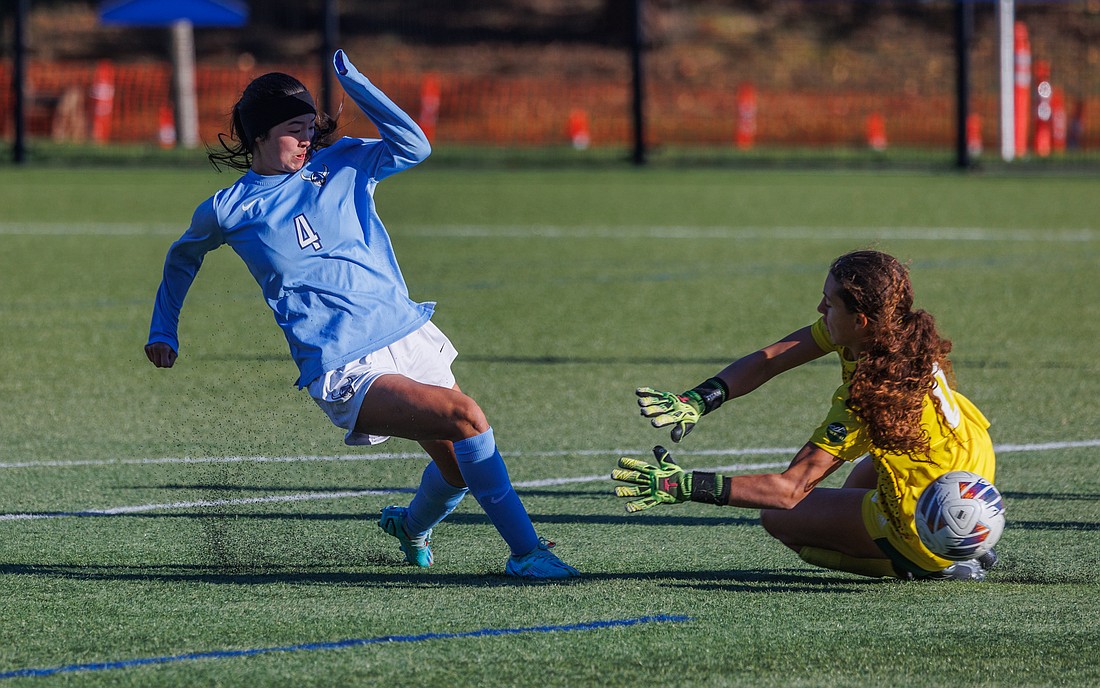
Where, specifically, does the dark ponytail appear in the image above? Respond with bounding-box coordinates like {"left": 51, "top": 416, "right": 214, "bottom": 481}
{"left": 208, "top": 72, "right": 339, "bottom": 172}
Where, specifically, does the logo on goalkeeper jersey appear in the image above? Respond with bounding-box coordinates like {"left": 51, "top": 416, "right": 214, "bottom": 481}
{"left": 826, "top": 422, "right": 848, "bottom": 443}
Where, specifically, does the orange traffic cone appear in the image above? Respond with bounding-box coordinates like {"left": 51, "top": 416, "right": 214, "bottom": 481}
{"left": 1014, "top": 21, "right": 1031, "bottom": 157}
{"left": 734, "top": 83, "right": 756, "bottom": 150}
{"left": 567, "top": 109, "right": 590, "bottom": 150}
{"left": 158, "top": 103, "right": 176, "bottom": 148}
{"left": 419, "top": 74, "right": 440, "bottom": 142}
{"left": 866, "top": 112, "right": 887, "bottom": 151}
{"left": 90, "top": 60, "right": 116, "bottom": 144}
{"left": 1051, "top": 87, "right": 1066, "bottom": 154}
{"left": 966, "top": 113, "right": 982, "bottom": 157}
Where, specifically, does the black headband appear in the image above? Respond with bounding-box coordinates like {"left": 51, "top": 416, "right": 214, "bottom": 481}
{"left": 238, "top": 91, "right": 317, "bottom": 145}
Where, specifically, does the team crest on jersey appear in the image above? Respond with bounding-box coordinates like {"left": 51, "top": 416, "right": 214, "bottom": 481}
{"left": 825, "top": 422, "right": 848, "bottom": 443}
{"left": 301, "top": 164, "right": 329, "bottom": 187}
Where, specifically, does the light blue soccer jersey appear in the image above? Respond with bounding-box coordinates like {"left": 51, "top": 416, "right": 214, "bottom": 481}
{"left": 148, "top": 52, "right": 434, "bottom": 387}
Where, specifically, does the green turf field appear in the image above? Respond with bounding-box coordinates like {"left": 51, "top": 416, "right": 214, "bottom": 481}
{"left": 1, "top": 165, "right": 1098, "bottom": 686}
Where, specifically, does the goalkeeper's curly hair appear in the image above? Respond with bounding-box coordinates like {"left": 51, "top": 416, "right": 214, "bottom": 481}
{"left": 829, "top": 250, "right": 954, "bottom": 456}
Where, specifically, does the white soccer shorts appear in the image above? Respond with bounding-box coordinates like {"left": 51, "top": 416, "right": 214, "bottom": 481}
{"left": 308, "top": 321, "right": 458, "bottom": 446}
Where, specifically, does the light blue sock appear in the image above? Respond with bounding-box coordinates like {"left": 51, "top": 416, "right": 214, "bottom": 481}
{"left": 404, "top": 462, "right": 468, "bottom": 537}
{"left": 454, "top": 427, "right": 539, "bottom": 557}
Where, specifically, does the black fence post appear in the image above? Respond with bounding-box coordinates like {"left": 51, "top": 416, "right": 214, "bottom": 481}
{"left": 630, "top": 0, "right": 646, "bottom": 166}
{"left": 321, "top": 0, "right": 339, "bottom": 117}
{"left": 955, "top": 0, "right": 974, "bottom": 169}
{"left": 12, "top": 0, "right": 28, "bottom": 164}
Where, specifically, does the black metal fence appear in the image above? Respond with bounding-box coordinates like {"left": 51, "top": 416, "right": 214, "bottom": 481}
{"left": 4, "top": 1, "right": 1100, "bottom": 169}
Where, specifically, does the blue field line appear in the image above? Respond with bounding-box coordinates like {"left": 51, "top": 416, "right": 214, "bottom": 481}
{"left": 0, "top": 614, "right": 692, "bottom": 680}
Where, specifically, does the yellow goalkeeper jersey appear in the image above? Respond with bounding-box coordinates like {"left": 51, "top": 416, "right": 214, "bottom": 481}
{"left": 807, "top": 317, "right": 996, "bottom": 569}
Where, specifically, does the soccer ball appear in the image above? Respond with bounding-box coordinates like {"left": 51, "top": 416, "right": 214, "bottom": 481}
{"left": 914, "top": 471, "right": 1005, "bottom": 560}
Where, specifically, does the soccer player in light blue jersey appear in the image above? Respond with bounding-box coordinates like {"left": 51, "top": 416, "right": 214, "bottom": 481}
{"left": 144, "top": 50, "right": 578, "bottom": 580}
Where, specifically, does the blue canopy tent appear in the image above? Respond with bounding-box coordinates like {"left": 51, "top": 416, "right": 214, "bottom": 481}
{"left": 100, "top": 0, "right": 248, "bottom": 26}
{"left": 99, "top": 0, "right": 248, "bottom": 147}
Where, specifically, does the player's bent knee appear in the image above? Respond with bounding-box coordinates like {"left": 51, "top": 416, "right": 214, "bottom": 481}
{"left": 448, "top": 394, "right": 489, "bottom": 439}
{"left": 759, "top": 509, "right": 781, "bottom": 538}
{"left": 759, "top": 509, "right": 799, "bottom": 550}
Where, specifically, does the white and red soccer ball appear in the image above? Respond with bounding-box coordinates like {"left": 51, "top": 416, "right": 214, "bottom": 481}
{"left": 915, "top": 471, "right": 1006, "bottom": 561}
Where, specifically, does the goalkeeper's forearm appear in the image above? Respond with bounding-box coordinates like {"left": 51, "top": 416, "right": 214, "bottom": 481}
{"left": 687, "top": 471, "right": 731, "bottom": 506}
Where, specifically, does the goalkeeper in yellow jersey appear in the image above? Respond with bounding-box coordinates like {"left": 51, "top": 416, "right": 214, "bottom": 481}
{"left": 613, "top": 250, "right": 998, "bottom": 581}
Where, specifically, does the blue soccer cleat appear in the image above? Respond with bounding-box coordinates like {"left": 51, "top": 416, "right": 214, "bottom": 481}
{"left": 378, "top": 505, "right": 433, "bottom": 568}
{"left": 505, "top": 538, "right": 580, "bottom": 580}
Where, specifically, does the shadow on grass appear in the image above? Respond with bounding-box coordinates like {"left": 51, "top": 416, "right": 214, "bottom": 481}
{"left": 199, "top": 352, "right": 1097, "bottom": 371}
{"left": 16, "top": 487, "right": 1096, "bottom": 532}
{"left": 24, "top": 499, "right": 1100, "bottom": 531}
{"left": 124, "top": 483, "right": 419, "bottom": 494}
{"left": 196, "top": 353, "right": 834, "bottom": 367}
{"left": 0, "top": 562, "right": 538, "bottom": 587}
{"left": 0, "top": 561, "right": 871, "bottom": 592}
{"left": 651, "top": 569, "right": 880, "bottom": 593}
{"left": 14, "top": 508, "right": 759, "bottom": 528}
{"left": 125, "top": 484, "right": 619, "bottom": 500}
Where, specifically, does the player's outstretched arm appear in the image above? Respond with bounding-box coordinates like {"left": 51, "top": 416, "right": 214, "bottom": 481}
{"left": 636, "top": 326, "right": 829, "bottom": 443}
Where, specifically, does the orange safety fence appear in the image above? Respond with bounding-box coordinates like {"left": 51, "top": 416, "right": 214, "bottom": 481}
{"left": 1, "top": 61, "right": 1097, "bottom": 152}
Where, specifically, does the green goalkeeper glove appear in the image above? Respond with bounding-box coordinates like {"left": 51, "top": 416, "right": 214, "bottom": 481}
{"left": 636, "top": 378, "right": 727, "bottom": 442}
{"left": 612, "top": 446, "right": 692, "bottom": 513}
{"left": 612, "top": 446, "right": 732, "bottom": 513}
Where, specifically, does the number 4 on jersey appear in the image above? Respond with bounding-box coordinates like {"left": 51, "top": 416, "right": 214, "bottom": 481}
{"left": 294, "top": 214, "right": 323, "bottom": 251}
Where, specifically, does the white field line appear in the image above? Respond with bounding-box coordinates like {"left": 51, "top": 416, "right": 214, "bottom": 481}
{"left": 0, "top": 453, "right": 430, "bottom": 470}
{"left": 405, "top": 225, "right": 1100, "bottom": 243}
{"left": 2, "top": 439, "right": 1096, "bottom": 472}
{"left": 990, "top": 439, "right": 1100, "bottom": 452}
{"left": 0, "top": 222, "right": 181, "bottom": 235}
{"left": 0, "top": 461, "right": 789, "bottom": 523}
{"left": 0, "top": 446, "right": 802, "bottom": 471}
{"left": 1, "top": 222, "right": 1097, "bottom": 243}
{"left": 0, "top": 491, "right": 389, "bottom": 522}
{"left": 1, "top": 440, "right": 1096, "bottom": 523}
